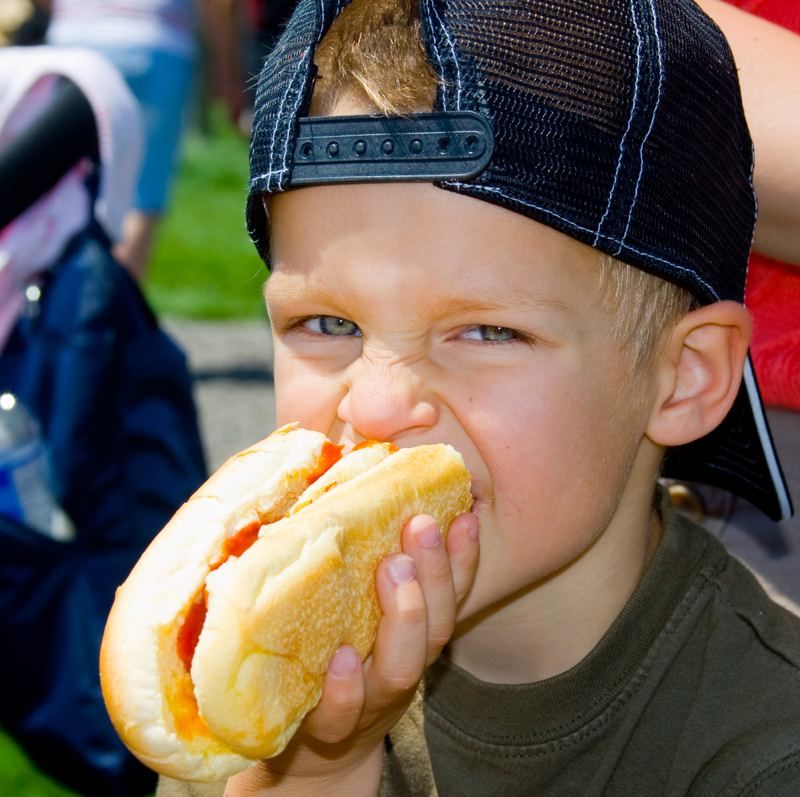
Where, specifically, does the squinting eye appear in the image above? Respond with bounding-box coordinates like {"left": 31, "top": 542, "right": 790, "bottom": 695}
{"left": 463, "top": 325, "right": 518, "bottom": 342}
{"left": 304, "top": 316, "right": 362, "bottom": 336}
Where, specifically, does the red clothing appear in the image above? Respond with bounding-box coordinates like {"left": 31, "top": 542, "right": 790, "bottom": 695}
{"left": 723, "top": 0, "right": 800, "bottom": 410}
{"left": 746, "top": 255, "right": 800, "bottom": 407}
{"left": 725, "top": 0, "right": 800, "bottom": 29}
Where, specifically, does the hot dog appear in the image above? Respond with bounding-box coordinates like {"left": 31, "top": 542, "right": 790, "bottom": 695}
{"left": 99, "top": 424, "right": 472, "bottom": 782}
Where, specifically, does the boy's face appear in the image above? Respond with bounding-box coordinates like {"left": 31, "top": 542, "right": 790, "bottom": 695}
{"left": 265, "top": 181, "right": 658, "bottom": 623}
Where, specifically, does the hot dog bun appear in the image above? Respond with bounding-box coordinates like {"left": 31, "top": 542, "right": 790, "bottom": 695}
{"left": 100, "top": 424, "right": 472, "bottom": 782}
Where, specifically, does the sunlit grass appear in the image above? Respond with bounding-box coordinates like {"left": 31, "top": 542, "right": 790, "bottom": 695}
{"left": 0, "top": 731, "right": 81, "bottom": 797}
{"left": 145, "top": 107, "right": 267, "bottom": 319}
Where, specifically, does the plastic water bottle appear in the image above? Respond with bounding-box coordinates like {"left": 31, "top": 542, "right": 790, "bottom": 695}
{"left": 0, "top": 392, "right": 75, "bottom": 541}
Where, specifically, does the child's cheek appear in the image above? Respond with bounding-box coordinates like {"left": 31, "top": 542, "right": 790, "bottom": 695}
{"left": 273, "top": 359, "right": 337, "bottom": 429}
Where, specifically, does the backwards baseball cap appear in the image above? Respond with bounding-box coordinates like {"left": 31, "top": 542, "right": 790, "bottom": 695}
{"left": 246, "top": 0, "right": 792, "bottom": 521}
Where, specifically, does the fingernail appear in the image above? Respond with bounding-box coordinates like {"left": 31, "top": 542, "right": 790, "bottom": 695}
{"left": 387, "top": 555, "right": 416, "bottom": 584}
{"left": 465, "top": 513, "right": 479, "bottom": 541}
{"left": 418, "top": 522, "right": 441, "bottom": 549}
{"left": 329, "top": 646, "right": 359, "bottom": 677}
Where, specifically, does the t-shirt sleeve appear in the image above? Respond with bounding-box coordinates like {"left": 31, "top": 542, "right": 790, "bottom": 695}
{"left": 689, "top": 726, "right": 800, "bottom": 797}
{"left": 730, "top": 752, "right": 800, "bottom": 797}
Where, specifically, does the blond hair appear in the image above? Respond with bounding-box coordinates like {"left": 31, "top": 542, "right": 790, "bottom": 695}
{"left": 313, "top": 0, "right": 437, "bottom": 115}
{"left": 596, "top": 255, "right": 697, "bottom": 369}
{"left": 314, "top": 0, "right": 697, "bottom": 369}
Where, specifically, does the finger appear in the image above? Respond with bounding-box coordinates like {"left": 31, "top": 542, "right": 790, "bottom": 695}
{"left": 302, "top": 646, "right": 365, "bottom": 744}
{"left": 402, "top": 515, "right": 457, "bottom": 664}
{"left": 445, "top": 512, "right": 480, "bottom": 607}
{"left": 364, "top": 554, "right": 427, "bottom": 711}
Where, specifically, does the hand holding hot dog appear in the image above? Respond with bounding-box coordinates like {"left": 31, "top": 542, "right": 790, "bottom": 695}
{"left": 223, "top": 509, "right": 480, "bottom": 797}
{"left": 100, "top": 424, "right": 475, "bottom": 783}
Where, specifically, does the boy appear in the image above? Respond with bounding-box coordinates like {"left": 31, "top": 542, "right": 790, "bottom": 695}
{"left": 158, "top": 0, "right": 800, "bottom": 794}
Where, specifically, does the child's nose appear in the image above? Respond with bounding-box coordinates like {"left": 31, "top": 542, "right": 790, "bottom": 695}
{"left": 337, "top": 359, "right": 438, "bottom": 442}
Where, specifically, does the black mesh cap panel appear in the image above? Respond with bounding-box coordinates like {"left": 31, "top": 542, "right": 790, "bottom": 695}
{"left": 421, "top": 0, "right": 755, "bottom": 304}
{"left": 247, "top": 0, "right": 343, "bottom": 259}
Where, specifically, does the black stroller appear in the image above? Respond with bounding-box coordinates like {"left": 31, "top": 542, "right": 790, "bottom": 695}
{"left": 0, "top": 66, "right": 206, "bottom": 796}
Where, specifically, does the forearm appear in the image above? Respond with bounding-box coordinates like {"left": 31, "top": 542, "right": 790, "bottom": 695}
{"left": 223, "top": 744, "right": 384, "bottom": 797}
{"left": 698, "top": 0, "right": 800, "bottom": 264}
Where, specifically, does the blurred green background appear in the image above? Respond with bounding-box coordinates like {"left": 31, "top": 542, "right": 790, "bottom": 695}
{"left": 146, "top": 107, "right": 267, "bottom": 320}
{"left": 0, "top": 734, "right": 81, "bottom": 797}
{"left": 1, "top": 109, "right": 256, "bottom": 797}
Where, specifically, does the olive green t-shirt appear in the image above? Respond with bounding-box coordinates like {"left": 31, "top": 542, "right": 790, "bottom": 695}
{"left": 158, "top": 495, "right": 800, "bottom": 796}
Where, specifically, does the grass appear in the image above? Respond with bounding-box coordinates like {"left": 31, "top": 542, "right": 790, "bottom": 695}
{"left": 145, "top": 106, "right": 268, "bottom": 320}
{"left": 0, "top": 733, "right": 80, "bottom": 797}
{"left": 0, "top": 729, "right": 157, "bottom": 797}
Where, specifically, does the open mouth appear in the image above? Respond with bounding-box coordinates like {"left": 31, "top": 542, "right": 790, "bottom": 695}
{"left": 469, "top": 484, "right": 490, "bottom": 512}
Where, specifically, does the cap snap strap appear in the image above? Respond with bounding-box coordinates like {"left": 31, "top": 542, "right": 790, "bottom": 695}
{"left": 288, "top": 111, "right": 494, "bottom": 186}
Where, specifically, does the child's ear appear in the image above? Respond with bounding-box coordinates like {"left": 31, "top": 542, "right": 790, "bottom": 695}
{"left": 646, "top": 301, "right": 752, "bottom": 447}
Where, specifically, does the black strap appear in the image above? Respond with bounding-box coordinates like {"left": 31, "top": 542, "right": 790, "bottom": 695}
{"left": 0, "top": 77, "right": 99, "bottom": 230}
{"left": 289, "top": 111, "right": 494, "bottom": 186}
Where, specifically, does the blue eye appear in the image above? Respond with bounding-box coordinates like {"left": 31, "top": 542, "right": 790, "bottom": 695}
{"left": 462, "top": 325, "right": 518, "bottom": 342}
{"left": 304, "top": 316, "right": 362, "bottom": 336}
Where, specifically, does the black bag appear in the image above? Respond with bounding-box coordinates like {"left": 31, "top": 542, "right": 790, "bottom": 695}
{"left": 0, "top": 223, "right": 207, "bottom": 796}
{"left": 0, "top": 514, "right": 160, "bottom": 797}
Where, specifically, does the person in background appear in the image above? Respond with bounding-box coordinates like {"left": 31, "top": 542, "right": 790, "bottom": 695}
{"left": 0, "top": 0, "right": 47, "bottom": 45}
{"left": 238, "top": 0, "right": 297, "bottom": 133}
{"left": 674, "top": 0, "right": 800, "bottom": 611}
{"left": 42, "top": 0, "right": 243, "bottom": 279}
{"left": 199, "top": 0, "right": 247, "bottom": 128}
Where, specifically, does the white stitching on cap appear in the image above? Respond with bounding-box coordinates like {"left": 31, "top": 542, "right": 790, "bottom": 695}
{"left": 423, "top": 0, "right": 463, "bottom": 110}
{"left": 427, "top": 0, "right": 463, "bottom": 110}
{"left": 251, "top": 168, "right": 292, "bottom": 181}
{"left": 617, "top": 0, "right": 665, "bottom": 254}
{"left": 446, "top": 181, "right": 720, "bottom": 299}
{"left": 258, "top": 43, "right": 311, "bottom": 189}
{"left": 257, "top": 0, "right": 326, "bottom": 189}
{"left": 278, "top": 41, "right": 314, "bottom": 181}
{"left": 594, "top": 0, "right": 643, "bottom": 246}
{"left": 422, "top": 0, "right": 448, "bottom": 107}
{"left": 264, "top": 55, "right": 303, "bottom": 189}
{"left": 743, "top": 140, "right": 758, "bottom": 307}
{"left": 276, "top": 0, "right": 334, "bottom": 180}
